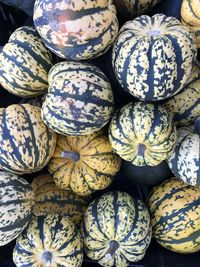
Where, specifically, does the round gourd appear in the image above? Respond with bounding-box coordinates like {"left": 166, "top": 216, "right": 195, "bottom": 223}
{"left": 13, "top": 214, "right": 84, "bottom": 267}
{"left": 33, "top": 0, "right": 119, "bottom": 60}
{"left": 31, "top": 174, "right": 90, "bottom": 226}
{"left": 82, "top": 191, "right": 152, "bottom": 267}
{"left": 164, "top": 61, "right": 200, "bottom": 127}
{"left": 147, "top": 177, "right": 200, "bottom": 253}
{"left": 167, "top": 118, "right": 200, "bottom": 186}
{"left": 0, "top": 171, "right": 35, "bottom": 246}
{"left": 0, "top": 26, "right": 53, "bottom": 98}
{"left": 41, "top": 61, "right": 115, "bottom": 136}
{"left": 48, "top": 131, "right": 121, "bottom": 196}
{"left": 112, "top": 13, "right": 197, "bottom": 101}
{"left": 109, "top": 101, "right": 177, "bottom": 166}
{"left": 0, "top": 104, "right": 57, "bottom": 174}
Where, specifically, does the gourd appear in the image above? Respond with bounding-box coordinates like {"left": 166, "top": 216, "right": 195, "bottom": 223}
{"left": 82, "top": 191, "right": 152, "bottom": 267}
{"left": 33, "top": 0, "right": 119, "bottom": 60}
{"left": 0, "top": 171, "right": 35, "bottom": 246}
{"left": 48, "top": 131, "right": 121, "bottom": 196}
{"left": 0, "top": 26, "right": 53, "bottom": 97}
{"left": 0, "top": 104, "right": 57, "bottom": 174}
{"left": 109, "top": 101, "right": 177, "bottom": 166}
{"left": 147, "top": 177, "right": 200, "bottom": 253}
{"left": 112, "top": 13, "right": 197, "bottom": 101}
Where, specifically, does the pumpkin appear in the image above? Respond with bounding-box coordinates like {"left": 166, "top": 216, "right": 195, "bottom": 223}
{"left": 0, "top": 26, "right": 53, "bottom": 98}
{"left": 147, "top": 177, "right": 200, "bottom": 253}
{"left": 31, "top": 174, "right": 90, "bottom": 226}
{"left": 167, "top": 117, "right": 200, "bottom": 186}
{"left": 164, "top": 61, "right": 200, "bottom": 127}
{"left": 41, "top": 61, "right": 115, "bottom": 136}
{"left": 112, "top": 13, "right": 197, "bottom": 102}
{"left": 33, "top": 0, "right": 119, "bottom": 60}
{"left": 0, "top": 104, "right": 57, "bottom": 174}
{"left": 13, "top": 214, "right": 84, "bottom": 267}
{"left": 82, "top": 191, "right": 152, "bottom": 267}
{"left": 109, "top": 101, "right": 177, "bottom": 166}
{"left": 48, "top": 131, "right": 121, "bottom": 196}
{"left": 0, "top": 171, "right": 35, "bottom": 246}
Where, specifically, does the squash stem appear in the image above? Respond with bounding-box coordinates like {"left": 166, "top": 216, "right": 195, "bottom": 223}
{"left": 106, "top": 240, "right": 120, "bottom": 258}
{"left": 194, "top": 117, "right": 200, "bottom": 135}
{"left": 42, "top": 251, "right": 53, "bottom": 266}
{"left": 61, "top": 151, "right": 80, "bottom": 162}
{"left": 137, "top": 143, "right": 146, "bottom": 157}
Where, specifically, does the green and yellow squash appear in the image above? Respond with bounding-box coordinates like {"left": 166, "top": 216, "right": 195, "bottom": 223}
{"left": 0, "top": 26, "right": 53, "bottom": 98}
{"left": 0, "top": 171, "right": 35, "bottom": 246}
{"left": 82, "top": 191, "right": 152, "bottom": 267}
{"left": 147, "top": 177, "right": 200, "bottom": 253}
{"left": 112, "top": 14, "right": 197, "bottom": 101}
{"left": 13, "top": 214, "right": 84, "bottom": 267}
{"left": 48, "top": 131, "right": 121, "bottom": 196}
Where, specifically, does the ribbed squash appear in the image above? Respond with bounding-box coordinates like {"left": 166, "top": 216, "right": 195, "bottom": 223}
{"left": 48, "top": 131, "right": 121, "bottom": 196}
{"left": 0, "top": 26, "right": 53, "bottom": 98}
{"left": 0, "top": 104, "right": 57, "bottom": 174}
{"left": 147, "top": 177, "right": 200, "bottom": 253}
{"left": 109, "top": 102, "right": 177, "bottom": 166}
{"left": 33, "top": 0, "right": 119, "bottom": 60}
{"left": 164, "top": 61, "right": 200, "bottom": 127}
{"left": 13, "top": 214, "right": 84, "bottom": 267}
{"left": 167, "top": 118, "right": 200, "bottom": 186}
{"left": 31, "top": 174, "right": 90, "bottom": 226}
{"left": 112, "top": 14, "right": 197, "bottom": 101}
{"left": 82, "top": 191, "right": 152, "bottom": 267}
{"left": 0, "top": 171, "right": 35, "bottom": 246}
{"left": 41, "top": 61, "right": 115, "bottom": 136}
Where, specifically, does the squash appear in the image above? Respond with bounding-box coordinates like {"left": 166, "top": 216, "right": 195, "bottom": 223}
{"left": 167, "top": 117, "right": 200, "bottom": 186}
{"left": 31, "top": 174, "right": 90, "bottom": 226}
{"left": 112, "top": 13, "right": 197, "bottom": 101}
{"left": 0, "top": 104, "right": 57, "bottom": 174}
{"left": 82, "top": 191, "right": 152, "bottom": 267}
{"left": 0, "top": 171, "right": 35, "bottom": 246}
{"left": 13, "top": 214, "right": 84, "bottom": 267}
{"left": 20, "top": 92, "right": 47, "bottom": 108}
{"left": 109, "top": 101, "right": 177, "bottom": 166}
{"left": 0, "top": 26, "right": 53, "bottom": 98}
{"left": 41, "top": 61, "right": 115, "bottom": 136}
{"left": 164, "top": 61, "right": 200, "bottom": 127}
{"left": 33, "top": 0, "right": 119, "bottom": 60}
{"left": 48, "top": 131, "right": 121, "bottom": 196}
{"left": 147, "top": 177, "right": 200, "bottom": 253}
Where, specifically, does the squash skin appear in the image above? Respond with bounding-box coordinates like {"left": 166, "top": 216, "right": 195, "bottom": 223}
{"left": 13, "top": 214, "right": 84, "bottom": 267}
{"left": 147, "top": 177, "right": 200, "bottom": 253}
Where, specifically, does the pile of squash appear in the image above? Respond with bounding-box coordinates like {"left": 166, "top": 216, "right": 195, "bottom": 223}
{"left": 0, "top": 0, "right": 199, "bottom": 267}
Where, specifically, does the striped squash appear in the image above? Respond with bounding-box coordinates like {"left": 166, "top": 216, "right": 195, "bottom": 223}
{"left": 82, "top": 191, "right": 152, "bottom": 267}
{"left": 164, "top": 61, "right": 200, "bottom": 127}
{"left": 13, "top": 214, "right": 84, "bottom": 267}
{"left": 112, "top": 14, "right": 197, "bottom": 101}
{"left": 167, "top": 118, "right": 200, "bottom": 186}
{"left": 0, "top": 26, "right": 53, "bottom": 98}
{"left": 0, "top": 171, "right": 35, "bottom": 246}
{"left": 147, "top": 177, "right": 200, "bottom": 253}
{"left": 42, "top": 61, "right": 115, "bottom": 136}
{"left": 33, "top": 0, "right": 119, "bottom": 60}
{"left": 0, "top": 104, "right": 57, "bottom": 174}
{"left": 48, "top": 131, "right": 121, "bottom": 196}
{"left": 31, "top": 174, "right": 90, "bottom": 226}
{"left": 109, "top": 102, "right": 177, "bottom": 166}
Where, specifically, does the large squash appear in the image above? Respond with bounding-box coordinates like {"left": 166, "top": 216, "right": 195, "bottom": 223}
{"left": 0, "top": 104, "right": 57, "bottom": 174}
{"left": 0, "top": 26, "right": 53, "bottom": 98}
{"left": 112, "top": 14, "right": 197, "bottom": 101}
{"left": 48, "top": 131, "right": 121, "bottom": 196}
{"left": 33, "top": 0, "right": 119, "bottom": 60}
{"left": 82, "top": 191, "right": 152, "bottom": 267}
{"left": 41, "top": 61, "right": 115, "bottom": 136}
{"left": 13, "top": 214, "right": 84, "bottom": 267}
{"left": 109, "top": 102, "right": 177, "bottom": 166}
{"left": 0, "top": 171, "right": 35, "bottom": 246}
{"left": 147, "top": 177, "right": 200, "bottom": 253}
